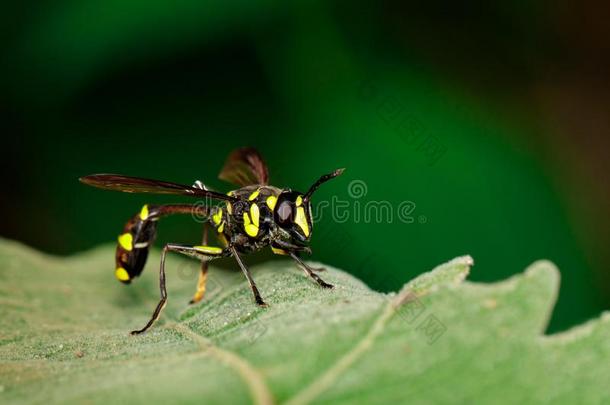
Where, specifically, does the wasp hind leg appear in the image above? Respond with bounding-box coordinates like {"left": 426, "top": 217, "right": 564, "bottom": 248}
{"left": 289, "top": 252, "right": 334, "bottom": 289}
{"left": 189, "top": 224, "right": 211, "bottom": 305}
{"left": 130, "top": 243, "right": 227, "bottom": 335}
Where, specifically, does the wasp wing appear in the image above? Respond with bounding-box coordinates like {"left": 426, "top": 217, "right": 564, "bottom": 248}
{"left": 218, "top": 147, "right": 269, "bottom": 186}
{"left": 80, "top": 174, "right": 237, "bottom": 202}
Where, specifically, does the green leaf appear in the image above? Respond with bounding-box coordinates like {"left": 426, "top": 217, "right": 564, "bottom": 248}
{"left": 0, "top": 238, "right": 608, "bottom": 404}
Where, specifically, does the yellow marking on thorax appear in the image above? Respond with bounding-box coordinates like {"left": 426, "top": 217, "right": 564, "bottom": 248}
{"left": 140, "top": 204, "right": 149, "bottom": 221}
{"left": 194, "top": 246, "right": 223, "bottom": 255}
{"left": 212, "top": 209, "right": 223, "bottom": 225}
{"left": 244, "top": 222, "right": 258, "bottom": 237}
{"left": 248, "top": 189, "right": 260, "bottom": 201}
{"left": 296, "top": 195, "right": 303, "bottom": 206}
{"left": 115, "top": 267, "right": 130, "bottom": 281}
{"left": 242, "top": 204, "right": 259, "bottom": 237}
{"left": 118, "top": 233, "right": 133, "bottom": 251}
{"left": 250, "top": 203, "right": 260, "bottom": 227}
{"left": 213, "top": 208, "right": 226, "bottom": 233}
{"left": 227, "top": 202, "right": 233, "bottom": 214}
{"left": 266, "top": 195, "right": 277, "bottom": 210}
{"left": 294, "top": 206, "right": 310, "bottom": 237}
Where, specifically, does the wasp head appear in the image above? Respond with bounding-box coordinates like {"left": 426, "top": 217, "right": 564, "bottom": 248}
{"left": 274, "top": 168, "right": 344, "bottom": 244}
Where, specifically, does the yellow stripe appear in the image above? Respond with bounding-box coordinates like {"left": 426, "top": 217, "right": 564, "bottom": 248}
{"left": 294, "top": 206, "right": 310, "bottom": 237}
{"left": 248, "top": 189, "right": 260, "bottom": 201}
{"left": 217, "top": 222, "right": 224, "bottom": 233}
{"left": 250, "top": 203, "right": 260, "bottom": 227}
{"left": 212, "top": 209, "right": 223, "bottom": 225}
{"left": 245, "top": 224, "right": 258, "bottom": 237}
{"left": 271, "top": 247, "right": 288, "bottom": 255}
{"left": 266, "top": 195, "right": 277, "bottom": 210}
{"left": 296, "top": 195, "right": 303, "bottom": 206}
{"left": 118, "top": 233, "right": 133, "bottom": 251}
{"left": 115, "top": 267, "right": 130, "bottom": 281}
{"left": 139, "top": 204, "right": 149, "bottom": 220}
{"left": 243, "top": 212, "right": 258, "bottom": 237}
{"left": 194, "top": 245, "right": 223, "bottom": 255}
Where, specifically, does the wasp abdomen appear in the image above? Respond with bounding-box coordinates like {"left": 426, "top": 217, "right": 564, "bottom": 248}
{"left": 115, "top": 205, "right": 159, "bottom": 283}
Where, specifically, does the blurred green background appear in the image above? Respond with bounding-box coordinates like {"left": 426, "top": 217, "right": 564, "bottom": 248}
{"left": 2, "top": 1, "right": 609, "bottom": 332}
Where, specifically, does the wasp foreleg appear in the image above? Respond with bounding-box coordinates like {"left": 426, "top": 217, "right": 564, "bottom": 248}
{"left": 289, "top": 252, "right": 333, "bottom": 289}
{"left": 230, "top": 246, "right": 267, "bottom": 307}
{"left": 271, "top": 240, "right": 312, "bottom": 255}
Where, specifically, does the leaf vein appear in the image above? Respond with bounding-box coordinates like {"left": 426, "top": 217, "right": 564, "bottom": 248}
{"left": 172, "top": 323, "right": 275, "bottom": 405}
{"left": 285, "top": 290, "right": 419, "bottom": 405}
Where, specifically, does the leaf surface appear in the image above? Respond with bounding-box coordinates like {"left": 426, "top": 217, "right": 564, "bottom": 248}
{"left": 0, "top": 239, "right": 608, "bottom": 404}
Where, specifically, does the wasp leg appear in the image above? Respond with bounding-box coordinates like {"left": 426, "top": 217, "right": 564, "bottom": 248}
{"left": 289, "top": 252, "right": 334, "bottom": 289}
{"left": 271, "top": 241, "right": 325, "bottom": 272}
{"left": 189, "top": 224, "right": 210, "bottom": 304}
{"left": 271, "top": 240, "right": 312, "bottom": 255}
{"left": 229, "top": 246, "right": 267, "bottom": 307}
{"left": 287, "top": 250, "right": 326, "bottom": 272}
{"left": 130, "top": 243, "right": 227, "bottom": 335}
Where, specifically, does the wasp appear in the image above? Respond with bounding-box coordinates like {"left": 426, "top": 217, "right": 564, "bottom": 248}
{"left": 80, "top": 147, "right": 344, "bottom": 334}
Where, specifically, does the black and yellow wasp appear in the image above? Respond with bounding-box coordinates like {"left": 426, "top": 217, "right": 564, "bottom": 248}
{"left": 80, "top": 148, "right": 344, "bottom": 334}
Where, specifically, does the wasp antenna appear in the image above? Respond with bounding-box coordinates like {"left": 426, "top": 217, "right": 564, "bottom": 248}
{"left": 303, "top": 168, "right": 345, "bottom": 201}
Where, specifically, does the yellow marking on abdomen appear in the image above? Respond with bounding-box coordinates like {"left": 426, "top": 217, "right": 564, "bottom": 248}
{"left": 118, "top": 233, "right": 133, "bottom": 251}
{"left": 139, "top": 204, "right": 149, "bottom": 221}
{"left": 115, "top": 267, "right": 130, "bottom": 281}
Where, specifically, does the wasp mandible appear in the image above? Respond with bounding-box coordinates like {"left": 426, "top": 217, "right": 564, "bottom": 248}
{"left": 80, "top": 147, "right": 344, "bottom": 334}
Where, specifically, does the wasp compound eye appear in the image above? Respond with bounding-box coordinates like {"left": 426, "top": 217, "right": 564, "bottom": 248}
{"left": 276, "top": 201, "right": 294, "bottom": 224}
